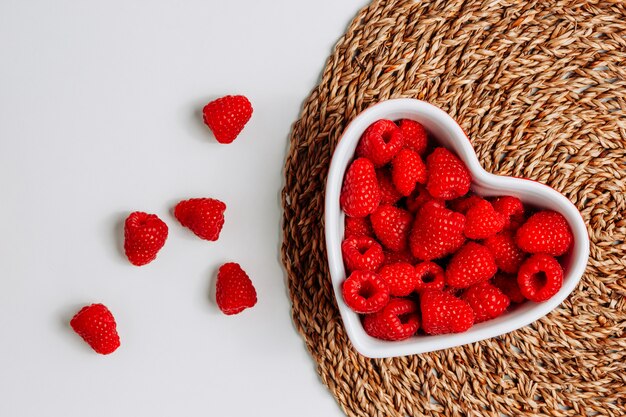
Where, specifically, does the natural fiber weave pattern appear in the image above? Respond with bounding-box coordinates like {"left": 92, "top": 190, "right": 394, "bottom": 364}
{"left": 281, "top": 1, "right": 626, "bottom": 416}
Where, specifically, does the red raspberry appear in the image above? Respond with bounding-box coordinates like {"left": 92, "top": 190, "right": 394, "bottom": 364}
{"left": 426, "top": 147, "right": 471, "bottom": 200}
{"left": 370, "top": 205, "right": 413, "bottom": 252}
{"left": 449, "top": 195, "right": 483, "bottom": 214}
{"left": 397, "top": 119, "right": 428, "bottom": 155}
{"left": 363, "top": 298, "right": 420, "bottom": 341}
{"left": 492, "top": 196, "right": 525, "bottom": 230}
{"left": 202, "top": 95, "right": 253, "bottom": 144}
{"left": 341, "top": 236, "right": 384, "bottom": 272}
{"left": 409, "top": 200, "right": 466, "bottom": 260}
{"left": 515, "top": 210, "right": 573, "bottom": 256}
{"left": 70, "top": 304, "right": 121, "bottom": 355}
{"left": 381, "top": 249, "right": 417, "bottom": 266}
{"left": 446, "top": 242, "right": 497, "bottom": 288}
{"left": 420, "top": 290, "right": 474, "bottom": 335}
{"left": 483, "top": 231, "right": 527, "bottom": 274}
{"left": 492, "top": 273, "right": 526, "bottom": 303}
{"left": 216, "top": 263, "right": 257, "bottom": 315}
{"left": 378, "top": 262, "right": 416, "bottom": 296}
{"left": 342, "top": 271, "right": 390, "bottom": 314}
{"left": 462, "top": 282, "right": 510, "bottom": 323}
{"left": 174, "top": 198, "right": 226, "bottom": 241}
{"left": 391, "top": 148, "right": 427, "bottom": 196}
{"left": 355, "top": 119, "right": 404, "bottom": 167}
{"left": 376, "top": 168, "right": 402, "bottom": 205}
{"left": 464, "top": 199, "right": 506, "bottom": 239}
{"left": 405, "top": 184, "right": 441, "bottom": 213}
{"left": 517, "top": 254, "right": 563, "bottom": 302}
{"left": 340, "top": 158, "right": 381, "bottom": 218}
{"left": 413, "top": 261, "right": 445, "bottom": 293}
{"left": 344, "top": 216, "right": 374, "bottom": 239}
{"left": 123, "top": 212, "right": 168, "bottom": 266}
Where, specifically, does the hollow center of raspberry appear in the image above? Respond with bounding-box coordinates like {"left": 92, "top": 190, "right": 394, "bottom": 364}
{"left": 421, "top": 272, "right": 436, "bottom": 283}
{"left": 358, "top": 281, "right": 376, "bottom": 299}
{"left": 356, "top": 244, "right": 371, "bottom": 256}
{"left": 381, "top": 131, "right": 394, "bottom": 144}
{"left": 529, "top": 271, "right": 547, "bottom": 291}
{"left": 398, "top": 313, "right": 413, "bottom": 325}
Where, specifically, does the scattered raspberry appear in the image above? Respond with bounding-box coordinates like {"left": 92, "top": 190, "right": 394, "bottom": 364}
{"left": 449, "top": 195, "right": 483, "bottom": 214}
{"left": 464, "top": 199, "right": 506, "bottom": 239}
{"left": 174, "top": 198, "right": 226, "bottom": 241}
{"left": 446, "top": 242, "right": 497, "bottom": 288}
{"left": 414, "top": 261, "right": 445, "bottom": 293}
{"left": 216, "top": 263, "right": 257, "bottom": 315}
{"left": 483, "top": 231, "right": 527, "bottom": 274}
{"left": 355, "top": 119, "right": 404, "bottom": 167}
{"left": 405, "top": 184, "right": 441, "bottom": 213}
{"left": 492, "top": 273, "right": 526, "bottom": 303}
{"left": 517, "top": 254, "right": 563, "bottom": 302}
{"left": 123, "top": 212, "right": 168, "bottom": 266}
{"left": 376, "top": 168, "right": 402, "bottom": 205}
{"left": 381, "top": 249, "right": 417, "bottom": 266}
{"left": 409, "top": 200, "right": 466, "bottom": 260}
{"left": 342, "top": 271, "right": 390, "bottom": 314}
{"left": 492, "top": 196, "right": 525, "bottom": 230}
{"left": 341, "top": 236, "right": 384, "bottom": 272}
{"left": 379, "top": 262, "right": 416, "bottom": 296}
{"left": 426, "top": 147, "right": 471, "bottom": 200}
{"left": 344, "top": 216, "right": 374, "bottom": 239}
{"left": 202, "top": 95, "right": 253, "bottom": 144}
{"left": 391, "top": 148, "right": 427, "bottom": 196}
{"left": 397, "top": 119, "right": 428, "bottom": 155}
{"left": 420, "top": 290, "right": 475, "bottom": 335}
{"left": 515, "top": 210, "right": 573, "bottom": 257}
{"left": 340, "top": 158, "right": 381, "bottom": 218}
{"left": 370, "top": 205, "right": 413, "bottom": 252}
{"left": 70, "top": 304, "right": 120, "bottom": 355}
{"left": 462, "top": 282, "right": 510, "bottom": 323}
{"left": 363, "top": 298, "right": 420, "bottom": 341}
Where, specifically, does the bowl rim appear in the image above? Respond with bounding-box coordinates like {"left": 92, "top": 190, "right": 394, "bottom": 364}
{"left": 324, "top": 98, "right": 590, "bottom": 358}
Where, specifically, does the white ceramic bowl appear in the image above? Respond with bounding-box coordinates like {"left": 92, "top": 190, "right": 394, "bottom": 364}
{"left": 325, "top": 98, "right": 589, "bottom": 358}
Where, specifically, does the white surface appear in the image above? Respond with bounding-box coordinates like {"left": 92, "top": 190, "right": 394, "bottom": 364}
{"left": 326, "top": 99, "right": 590, "bottom": 358}
{"left": 0, "top": 1, "right": 368, "bottom": 416}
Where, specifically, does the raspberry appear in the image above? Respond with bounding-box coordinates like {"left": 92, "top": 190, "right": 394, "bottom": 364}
{"left": 355, "top": 119, "right": 404, "bottom": 167}
{"left": 462, "top": 282, "right": 510, "bottom": 323}
{"left": 202, "top": 95, "right": 253, "bottom": 144}
{"left": 446, "top": 242, "right": 497, "bottom": 288}
{"left": 464, "top": 199, "right": 506, "bottom": 239}
{"left": 483, "top": 231, "right": 527, "bottom": 274}
{"left": 409, "top": 200, "right": 466, "bottom": 260}
{"left": 379, "top": 262, "right": 416, "bottom": 296}
{"left": 70, "top": 304, "right": 120, "bottom": 355}
{"left": 515, "top": 210, "right": 573, "bottom": 256}
{"left": 413, "top": 261, "right": 445, "bottom": 293}
{"left": 517, "top": 254, "right": 563, "bottom": 302}
{"left": 216, "top": 263, "right": 257, "bottom": 315}
{"left": 381, "top": 249, "right": 417, "bottom": 266}
{"left": 123, "top": 212, "right": 168, "bottom": 266}
{"left": 426, "top": 147, "right": 471, "bottom": 200}
{"left": 363, "top": 298, "right": 419, "bottom": 341}
{"left": 420, "top": 290, "right": 474, "bottom": 335}
{"left": 340, "top": 158, "right": 381, "bottom": 218}
{"left": 342, "top": 271, "right": 390, "bottom": 314}
{"left": 344, "top": 216, "right": 374, "bottom": 239}
{"left": 391, "top": 148, "right": 427, "bottom": 196}
{"left": 492, "top": 273, "right": 526, "bottom": 303}
{"left": 449, "top": 195, "right": 483, "bottom": 214}
{"left": 376, "top": 168, "right": 402, "bottom": 205}
{"left": 174, "top": 198, "right": 226, "bottom": 241}
{"left": 397, "top": 119, "right": 428, "bottom": 155}
{"left": 370, "top": 205, "right": 413, "bottom": 252}
{"left": 341, "top": 236, "right": 384, "bottom": 272}
{"left": 405, "top": 184, "right": 440, "bottom": 213}
{"left": 492, "top": 196, "right": 525, "bottom": 230}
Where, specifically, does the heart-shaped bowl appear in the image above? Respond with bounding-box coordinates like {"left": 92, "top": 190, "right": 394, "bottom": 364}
{"left": 325, "top": 98, "right": 589, "bottom": 358}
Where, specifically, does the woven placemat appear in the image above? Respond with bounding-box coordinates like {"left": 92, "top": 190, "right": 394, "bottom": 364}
{"left": 281, "top": 1, "right": 626, "bottom": 416}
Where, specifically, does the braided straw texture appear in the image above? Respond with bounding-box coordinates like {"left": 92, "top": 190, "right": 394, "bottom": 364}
{"left": 281, "top": 1, "right": 626, "bottom": 416}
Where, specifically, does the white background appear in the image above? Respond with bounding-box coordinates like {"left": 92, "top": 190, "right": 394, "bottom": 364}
{"left": 0, "top": 1, "right": 367, "bottom": 415}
